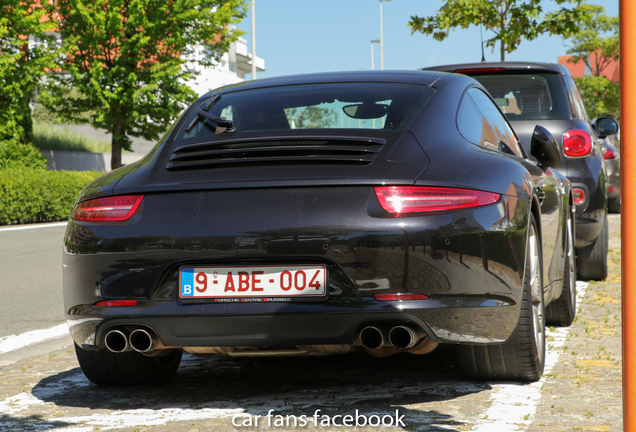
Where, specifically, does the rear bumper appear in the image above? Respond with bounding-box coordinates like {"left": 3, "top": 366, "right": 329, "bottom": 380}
{"left": 67, "top": 297, "right": 521, "bottom": 350}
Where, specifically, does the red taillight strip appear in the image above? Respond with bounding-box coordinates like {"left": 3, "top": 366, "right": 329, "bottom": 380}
{"left": 72, "top": 195, "right": 144, "bottom": 222}
{"left": 95, "top": 300, "right": 138, "bottom": 307}
{"left": 455, "top": 68, "right": 505, "bottom": 74}
{"left": 375, "top": 186, "right": 500, "bottom": 215}
{"left": 374, "top": 293, "right": 430, "bottom": 301}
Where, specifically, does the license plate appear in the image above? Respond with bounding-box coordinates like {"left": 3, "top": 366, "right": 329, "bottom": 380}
{"left": 179, "top": 265, "right": 327, "bottom": 298}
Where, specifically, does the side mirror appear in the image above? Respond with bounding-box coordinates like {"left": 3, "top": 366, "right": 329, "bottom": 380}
{"left": 591, "top": 117, "right": 619, "bottom": 138}
{"left": 531, "top": 125, "right": 562, "bottom": 168}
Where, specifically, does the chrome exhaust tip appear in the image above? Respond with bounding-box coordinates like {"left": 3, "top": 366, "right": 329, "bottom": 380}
{"left": 359, "top": 326, "right": 385, "bottom": 350}
{"left": 388, "top": 325, "right": 425, "bottom": 350}
{"left": 129, "top": 328, "right": 158, "bottom": 353}
{"left": 104, "top": 329, "right": 130, "bottom": 353}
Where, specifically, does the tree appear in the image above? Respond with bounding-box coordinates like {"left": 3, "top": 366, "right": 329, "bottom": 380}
{"left": 44, "top": 0, "right": 247, "bottom": 169}
{"left": 575, "top": 75, "right": 619, "bottom": 119}
{"left": 0, "top": 0, "right": 55, "bottom": 169}
{"left": 409, "top": 0, "right": 593, "bottom": 62}
{"left": 566, "top": 5, "right": 618, "bottom": 76}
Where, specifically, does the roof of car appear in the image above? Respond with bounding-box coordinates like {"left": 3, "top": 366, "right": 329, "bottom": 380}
{"left": 423, "top": 62, "right": 570, "bottom": 76}
{"left": 209, "top": 70, "right": 470, "bottom": 96}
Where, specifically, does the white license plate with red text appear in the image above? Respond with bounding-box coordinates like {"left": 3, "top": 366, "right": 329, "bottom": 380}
{"left": 179, "top": 265, "right": 327, "bottom": 298}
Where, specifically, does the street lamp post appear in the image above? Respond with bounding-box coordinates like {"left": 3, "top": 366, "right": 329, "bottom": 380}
{"left": 251, "top": 0, "right": 256, "bottom": 79}
{"left": 379, "top": 0, "right": 391, "bottom": 70}
{"left": 371, "top": 39, "right": 380, "bottom": 70}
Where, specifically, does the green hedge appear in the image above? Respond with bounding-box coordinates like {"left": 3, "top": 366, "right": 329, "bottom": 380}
{"left": 0, "top": 168, "right": 103, "bottom": 225}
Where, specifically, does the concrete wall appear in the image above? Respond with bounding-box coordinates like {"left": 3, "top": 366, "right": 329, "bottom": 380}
{"left": 41, "top": 150, "right": 144, "bottom": 172}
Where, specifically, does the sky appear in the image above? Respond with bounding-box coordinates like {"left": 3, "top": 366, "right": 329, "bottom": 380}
{"left": 235, "top": 0, "right": 619, "bottom": 80}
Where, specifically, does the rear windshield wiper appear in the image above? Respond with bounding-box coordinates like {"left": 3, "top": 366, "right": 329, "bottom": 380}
{"left": 184, "top": 94, "right": 235, "bottom": 134}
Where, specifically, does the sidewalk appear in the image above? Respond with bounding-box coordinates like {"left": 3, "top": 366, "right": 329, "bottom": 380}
{"left": 527, "top": 214, "right": 622, "bottom": 431}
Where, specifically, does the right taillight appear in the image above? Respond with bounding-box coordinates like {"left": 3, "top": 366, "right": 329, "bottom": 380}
{"left": 572, "top": 188, "right": 586, "bottom": 205}
{"left": 563, "top": 130, "right": 592, "bottom": 157}
{"left": 603, "top": 146, "right": 616, "bottom": 160}
{"left": 374, "top": 186, "right": 500, "bottom": 216}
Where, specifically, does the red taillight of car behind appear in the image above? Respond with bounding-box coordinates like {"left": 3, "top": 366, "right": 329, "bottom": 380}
{"left": 603, "top": 146, "right": 616, "bottom": 160}
{"left": 72, "top": 195, "right": 144, "bottom": 222}
{"left": 572, "top": 188, "right": 586, "bottom": 205}
{"left": 563, "top": 130, "right": 592, "bottom": 157}
{"left": 375, "top": 186, "right": 500, "bottom": 215}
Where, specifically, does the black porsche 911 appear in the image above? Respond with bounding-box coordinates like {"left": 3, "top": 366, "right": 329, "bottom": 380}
{"left": 64, "top": 71, "right": 575, "bottom": 385}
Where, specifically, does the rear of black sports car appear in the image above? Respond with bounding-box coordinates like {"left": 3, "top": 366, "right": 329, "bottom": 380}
{"left": 63, "top": 71, "right": 541, "bottom": 385}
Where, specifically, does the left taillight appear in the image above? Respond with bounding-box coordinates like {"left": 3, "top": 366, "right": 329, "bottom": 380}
{"left": 374, "top": 186, "right": 500, "bottom": 215}
{"left": 72, "top": 195, "right": 144, "bottom": 222}
{"left": 603, "top": 146, "right": 616, "bottom": 160}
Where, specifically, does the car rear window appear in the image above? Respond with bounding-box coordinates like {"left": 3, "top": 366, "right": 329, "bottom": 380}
{"left": 176, "top": 83, "right": 436, "bottom": 141}
{"left": 471, "top": 73, "right": 571, "bottom": 121}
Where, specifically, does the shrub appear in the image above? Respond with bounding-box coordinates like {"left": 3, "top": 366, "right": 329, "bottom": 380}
{"left": 0, "top": 168, "right": 102, "bottom": 225}
{"left": 0, "top": 140, "right": 48, "bottom": 170}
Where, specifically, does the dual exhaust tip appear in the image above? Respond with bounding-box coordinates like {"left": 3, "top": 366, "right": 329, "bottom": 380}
{"left": 104, "top": 328, "right": 159, "bottom": 354}
{"left": 105, "top": 324, "right": 433, "bottom": 355}
{"left": 359, "top": 325, "right": 427, "bottom": 351}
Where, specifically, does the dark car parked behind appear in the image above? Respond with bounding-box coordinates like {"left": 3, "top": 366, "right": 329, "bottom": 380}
{"left": 424, "top": 62, "right": 619, "bottom": 281}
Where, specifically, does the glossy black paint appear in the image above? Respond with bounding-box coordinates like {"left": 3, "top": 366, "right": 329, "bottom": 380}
{"left": 64, "top": 71, "right": 570, "bottom": 351}
{"left": 423, "top": 62, "right": 611, "bottom": 250}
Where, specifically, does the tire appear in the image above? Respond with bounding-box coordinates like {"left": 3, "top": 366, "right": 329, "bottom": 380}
{"left": 74, "top": 344, "right": 182, "bottom": 386}
{"left": 608, "top": 196, "right": 621, "bottom": 214}
{"left": 546, "top": 208, "right": 577, "bottom": 326}
{"left": 576, "top": 215, "right": 608, "bottom": 281}
{"left": 456, "top": 215, "right": 545, "bottom": 381}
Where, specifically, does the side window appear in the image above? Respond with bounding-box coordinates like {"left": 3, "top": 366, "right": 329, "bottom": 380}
{"left": 467, "top": 88, "right": 525, "bottom": 158}
{"left": 564, "top": 76, "right": 589, "bottom": 121}
{"left": 457, "top": 94, "right": 485, "bottom": 145}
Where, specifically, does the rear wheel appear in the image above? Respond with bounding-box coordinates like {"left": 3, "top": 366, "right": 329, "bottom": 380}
{"left": 456, "top": 215, "right": 545, "bottom": 381}
{"left": 576, "top": 215, "right": 608, "bottom": 281}
{"left": 546, "top": 208, "right": 577, "bottom": 326}
{"left": 74, "top": 344, "right": 182, "bottom": 386}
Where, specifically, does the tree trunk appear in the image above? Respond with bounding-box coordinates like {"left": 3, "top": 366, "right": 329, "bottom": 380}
{"left": 501, "top": 41, "right": 505, "bottom": 62}
{"left": 111, "top": 119, "right": 125, "bottom": 170}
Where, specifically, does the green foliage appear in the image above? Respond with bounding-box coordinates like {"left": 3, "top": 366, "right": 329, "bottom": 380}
{"left": 0, "top": 141, "right": 47, "bottom": 170}
{"left": 574, "top": 76, "right": 620, "bottom": 119}
{"left": 566, "top": 5, "right": 618, "bottom": 76}
{"left": 43, "top": 0, "right": 247, "bottom": 169}
{"left": 409, "top": 0, "right": 594, "bottom": 61}
{"left": 33, "top": 124, "right": 112, "bottom": 153}
{"left": 0, "top": 169, "right": 102, "bottom": 225}
{"left": 0, "top": 0, "right": 57, "bottom": 146}
{"left": 33, "top": 89, "right": 97, "bottom": 125}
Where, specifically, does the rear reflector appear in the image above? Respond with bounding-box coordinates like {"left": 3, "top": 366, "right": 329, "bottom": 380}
{"left": 572, "top": 188, "right": 586, "bottom": 205}
{"left": 375, "top": 186, "right": 500, "bottom": 215}
{"left": 563, "top": 130, "right": 592, "bottom": 157}
{"left": 95, "top": 300, "right": 138, "bottom": 307}
{"left": 374, "top": 293, "right": 430, "bottom": 301}
{"left": 72, "top": 195, "right": 144, "bottom": 222}
{"left": 603, "top": 146, "right": 616, "bottom": 160}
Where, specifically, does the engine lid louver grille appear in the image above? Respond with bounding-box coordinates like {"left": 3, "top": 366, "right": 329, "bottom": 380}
{"left": 166, "top": 137, "right": 386, "bottom": 171}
